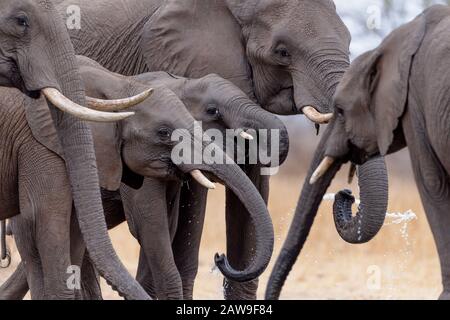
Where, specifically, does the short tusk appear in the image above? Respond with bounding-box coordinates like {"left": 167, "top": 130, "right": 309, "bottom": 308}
{"left": 86, "top": 88, "right": 154, "bottom": 112}
{"left": 310, "top": 156, "right": 335, "bottom": 185}
{"left": 240, "top": 131, "right": 254, "bottom": 141}
{"left": 42, "top": 88, "right": 135, "bottom": 122}
{"left": 348, "top": 163, "right": 357, "bottom": 184}
{"left": 190, "top": 170, "right": 216, "bottom": 189}
{"left": 302, "top": 106, "right": 333, "bottom": 124}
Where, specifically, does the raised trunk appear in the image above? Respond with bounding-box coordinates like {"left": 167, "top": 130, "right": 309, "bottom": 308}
{"left": 333, "top": 156, "right": 388, "bottom": 244}
{"left": 38, "top": 5, "right": 149, "bottom": 300}
{"left": 266, "top": 125, "right": 389, "bottom": 299}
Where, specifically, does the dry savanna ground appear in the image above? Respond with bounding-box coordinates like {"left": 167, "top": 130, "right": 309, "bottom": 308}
{"left": 0, "top": 119, "right": 443, "bottom": 300}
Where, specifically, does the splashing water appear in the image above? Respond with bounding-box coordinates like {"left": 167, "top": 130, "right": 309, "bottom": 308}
{"left": 323, "top": 193, "right": 418, "bottom": 298}
{"left": 323, "top": 193, "right": 417, "bottom": 226}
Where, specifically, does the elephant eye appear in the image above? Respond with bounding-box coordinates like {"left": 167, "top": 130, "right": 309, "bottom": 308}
{"left": 206, "top": 105, "right": 220, "bottom": 117}
{"left": 157, "top": 127, "right": 172, "bottom": 139}
{"left": 15, "top": 14, "right": 30, "bottom": 28}
{"left": 275, "top": 47, "right": 291, "bottom": 58}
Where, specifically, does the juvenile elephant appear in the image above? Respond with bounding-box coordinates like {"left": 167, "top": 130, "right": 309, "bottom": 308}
{"left": 56, "top": 0, "right": 351, "bottom": 298}
{"left": 111, "top": 65, "right": 288, "bottom": 300}
{"left": 81, "top": 56, "right": 287, "bottom": 300}
{"left": 267, "top": 5, "right": 450, "bottom": 300}
{"left": 1, "top": 58, "right": 275, "bottom": 300}
{"left": 0, "top": 0, "right": 151, "bottom": 299}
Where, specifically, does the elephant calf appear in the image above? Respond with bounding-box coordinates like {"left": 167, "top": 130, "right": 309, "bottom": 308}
{"left": 268, "top": 5, "right": 450, "bottom": 300}
{"left": 1, "top": 57, "right": 276, "bottom": 300}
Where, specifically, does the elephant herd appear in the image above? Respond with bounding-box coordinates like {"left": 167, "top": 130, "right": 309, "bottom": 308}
{"left": 0, "top": 0, "right": 449, "bottom": 300}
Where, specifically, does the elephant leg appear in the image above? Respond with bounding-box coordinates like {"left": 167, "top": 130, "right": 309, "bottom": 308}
{"left": 172, "top": 179, "right": 208, "bottom": 300}
{"left": 403, "top": 112, "right": 450, "bottom": 299}
{"left": 135, "top": 250, "right": 157, "bottom": 299}
{"left": 18, "top": 145, "right": 74, "bottom": 300}
{"left": 9, "top": 216, "right": 44, "bottom": 299}
{"left": 0, "top": 262, "right": 29, "bottom": 300}
{"left": 224, "top": 166, "right": 270, "bottom": 300}
{"left": 121, "top": 180, "right": 183, "bottom": 300}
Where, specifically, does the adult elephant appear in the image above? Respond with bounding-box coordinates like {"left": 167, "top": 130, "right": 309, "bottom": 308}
{"left": 0, "top": 59, "right": 275, "bottom": 300}
{"left": 0, "top": 0, "right": 150, "bottom": 299}
{"left": 267, "top": 5, "right": 450, "bottom": 299}
{"left": 56, "top": 0, "right": 351, "bottom": 299}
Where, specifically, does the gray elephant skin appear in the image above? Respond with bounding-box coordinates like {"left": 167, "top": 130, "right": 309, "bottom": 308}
{"left": 55, "top": 0, "right": 352, "bottom": 299}
{"left": 267, "top": 5, "right": 450, "bottom": 300}
{"left": 0, "top": 0, "right": 151, "bottom": 299}
{"left": 0, "top": 56, "right": 275, "bottom": 300}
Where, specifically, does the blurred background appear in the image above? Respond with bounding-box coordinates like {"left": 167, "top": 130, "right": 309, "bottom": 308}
{"left": 1, "top": 0, "right": 449, "bottom": 300}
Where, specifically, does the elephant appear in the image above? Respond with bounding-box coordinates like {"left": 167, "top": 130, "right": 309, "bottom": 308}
{"left": 0, "top": 55, "right": 276, "bottom": 300}
{"left": 267, "top": 5, "right": 450, "bottom": 300}
{"left": 84, "top": 57, "right": 289, "bottom": 300}
{"left": 0, "top": 0, "right": 153, "bottom": 299}
{"left": 55, "top": 0, "right": 352, "bottom": 299}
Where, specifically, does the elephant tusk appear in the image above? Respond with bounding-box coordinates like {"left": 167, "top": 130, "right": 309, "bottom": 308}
{"left": 348, "top": 163, "right": 357, "bottom": 184}
{"left": 190, "top": 170, "right": 216, "bottom": 189}
{"left": 240, "top": 131, "right": 254, "bottom": 141}
{"left": 86, "top": 88, "right": 154, "bottom": 112}
{"left": 42, "top": 88, "right": 135, "bottom": 122}
{"left": 302, "top": 106, "right": 333, "bottom": 124}
{"left": 310, "top": 156, "right": 335, "bottom": 185}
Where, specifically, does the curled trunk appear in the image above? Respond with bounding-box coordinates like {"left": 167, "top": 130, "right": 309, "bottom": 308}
{"left": 212, "top": 162, "right": 274, "bottom": 282}
{"left": 333, "top": 156, "right": 388, "bottom": 244}
{"left": 265, "top": 126, "right": 388, "bottom": 299}
{"left": 179, "top": 138, "right": 274, "bottom": 282}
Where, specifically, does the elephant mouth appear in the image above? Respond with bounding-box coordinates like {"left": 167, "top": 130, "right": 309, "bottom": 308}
{"left": 263, "top": 86, "right": 295, "bottom": 112}
{"left": 4, "top": 58, "right": 44, "bottom": 100}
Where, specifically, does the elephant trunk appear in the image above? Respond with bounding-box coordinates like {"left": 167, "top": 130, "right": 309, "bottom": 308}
{"left": 179, "top": 137, "right": 274, "bottom": 282}
{"left": 333, "top": 156, "right": 388, "bottom": 244}
{"left": 266, "top": 123, "right": 389, "bottom": 299}
{"left": 212, "top": 163, "right": 274, "bottom": 282}
{"left": 223, "top": 97, "right": 290, "bottom": 167}
{"left": 36, "top": 4, "right": 149, "bottom": 300}
{"left": 265, "top": 126, "right": 342, "bottom": 300}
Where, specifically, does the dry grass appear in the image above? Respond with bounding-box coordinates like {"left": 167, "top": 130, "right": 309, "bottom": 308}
{"left": 0, "top": 120, "right": 443, "bottom": 300}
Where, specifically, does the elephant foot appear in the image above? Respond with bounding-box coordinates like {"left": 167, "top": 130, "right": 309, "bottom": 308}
{"left": 439, "top": 291, "right": 450, "bottom": 300}
{"left": 223, "top": 278, "right": 258, "bottom": 300}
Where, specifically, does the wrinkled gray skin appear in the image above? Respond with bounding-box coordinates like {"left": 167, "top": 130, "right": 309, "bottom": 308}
{"left": 1, "top": 57, "right": 276, "bottom": 300}
{"left": 55, "top": 0, "right": 352, "bottom": 299}
{"left": 267, "top": 5, "right": 450, "bottom": 300}
{"left": 128, "top": 69, "right": 288, "bottom": 299}
{"left": 0, "top": 0, "right": 148, "bottom": 299}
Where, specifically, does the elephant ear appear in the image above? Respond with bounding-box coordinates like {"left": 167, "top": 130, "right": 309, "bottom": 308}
{"left": 90, "top": 122, "right": 123, "bottom": 191}
{"left": 79, "top": 63, "right": 144, "bottom": 191}
{"left": 142, "top": 0, "right": 253, "bottom": 96}
{"left": 24, "top": 94, "right": 65, "bottom": 159}
{"left": 371, "top": 14, "right": 426, "bottom": 155}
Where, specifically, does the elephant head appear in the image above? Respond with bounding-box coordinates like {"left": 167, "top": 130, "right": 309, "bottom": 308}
{"left": 0, "top": 0, "right": 149, "bottom": 299}
{"left": 79, "top": 63, "right": 275, "bottom": 283}
{"left": 266, "top": 11, "right": 430, "bottom": 300}
{"left": 144, "top": 0, "right": 351, "bottom": 123}
{"left": 135, "top": 72, "right": 290, "bottom": 168}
